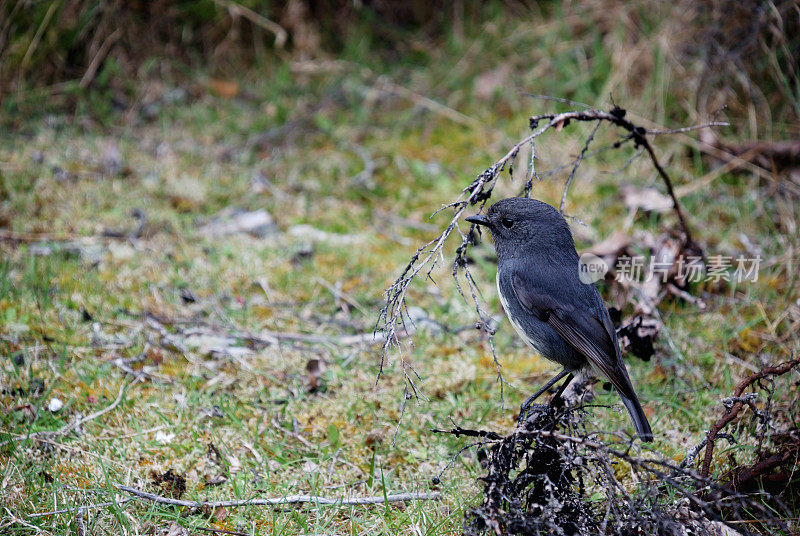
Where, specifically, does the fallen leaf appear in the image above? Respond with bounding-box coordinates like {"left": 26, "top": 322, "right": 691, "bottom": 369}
{"left": 229, "top": 455, "right": 241, "bottom": 474}
{"left": 365, "top": 428, "right": 385, "bottom": 447}
{"left": 212, "top": 505, "right": 228, "bottom": 521}
{"left": 622, "top": 185, "right": 673, "bottom": 213}
{"left": 165, "top": 522, "right": 188, "bottom": 536}
{"left": 584, "top": 230, "right": 631, "bottom": 259}
{"left": 209, "top": 79, "right": 239, "bottom": 98}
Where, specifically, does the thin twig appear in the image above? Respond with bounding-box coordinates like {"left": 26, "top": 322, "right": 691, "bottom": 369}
{"left": 378, "top": 78, "right": 480, "bottom": 127}
{"left": 115, "top": 484, "right": 440, "bottom": 507}
{"left": 645, "top": 121, "right": 729, "bottom": 135}
{"left": 251, "top": 326, "right": 415, "bottom": 348}
{"left": 212, "top": 0, "right": 287, "bottom": 47}
{"left": 700, "top": 357, "right": 800, "bottom": 478}
{"left": 314, "top": 276, "right": 368, "bottom": 316}
{"left": 639, "top": 139, "right": 693, "bottom": 244}
{"left": 75, "top": 507, "right": 86, "bottom": 536}
{"left": 4, "top": 507, "right": 44, "bottom": 533}
{"left": 80, "top": 28, "right": 122, "bottom": 88}
{"left": 522, "top": 93, "right": 592, "bottom": 109}
{"left": 27, "top": 498, "right": 135, "bottom": 518}
{"left": 559, "top": 121, "right": 601, "bottom": 213}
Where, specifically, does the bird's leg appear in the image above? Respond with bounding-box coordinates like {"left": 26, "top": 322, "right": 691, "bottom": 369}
{"left": 548, "top": 373, "right": 575, "bottom": 408}
{"left": 517, "top": 369, "right": 571, "bottom": 425}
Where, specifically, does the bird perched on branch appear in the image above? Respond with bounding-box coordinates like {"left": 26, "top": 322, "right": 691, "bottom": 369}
{"left": 466, "top": 197, "right": 653, "bottom": 442}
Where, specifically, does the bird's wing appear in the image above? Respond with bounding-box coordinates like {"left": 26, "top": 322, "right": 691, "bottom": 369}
{"left": 511, "top": 270, "right": 636, "bottom": 400}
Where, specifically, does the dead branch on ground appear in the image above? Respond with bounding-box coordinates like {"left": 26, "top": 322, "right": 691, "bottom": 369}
{"left": 114, "top": 484, "right": 439, "bottom": 508}
{"left": 700, "top": 356, "right": 800, "bottom": 479}
{"left": 435, "top": 388, "right": 797, "bottom": 536}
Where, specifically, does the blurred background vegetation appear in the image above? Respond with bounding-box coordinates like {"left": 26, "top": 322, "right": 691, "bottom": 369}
{"left": 1, "top": 0, "right": 798, "bottom": 136}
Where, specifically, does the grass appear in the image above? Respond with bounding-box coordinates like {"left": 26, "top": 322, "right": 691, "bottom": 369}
{"left": 1, "top": 2, "right": 799, "bottom": 534}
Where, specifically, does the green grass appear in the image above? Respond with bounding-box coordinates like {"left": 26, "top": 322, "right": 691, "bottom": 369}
{"left": 1, "top": 2, "right": 799, "bottom": 534}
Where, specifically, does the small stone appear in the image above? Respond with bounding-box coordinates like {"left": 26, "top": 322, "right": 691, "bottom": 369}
{"left": 155, "top": 431, "right": 175, "bottom": 444}
{"left": 302, "top": 460, "right": 319, "bottom": 474}
{"left": 48, "top": 398, "right": 63, "bottom": 412}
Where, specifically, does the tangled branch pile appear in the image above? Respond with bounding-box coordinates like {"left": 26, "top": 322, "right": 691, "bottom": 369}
{"left": 439, "top": 358, "right": 799, "bottom": 535}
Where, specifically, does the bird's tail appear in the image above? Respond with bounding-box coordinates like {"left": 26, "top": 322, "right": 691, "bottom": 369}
{"left": 619, "top": 394, "right": 653, "bottom": 442}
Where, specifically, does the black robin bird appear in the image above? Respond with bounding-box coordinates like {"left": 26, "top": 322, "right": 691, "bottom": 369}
{"left": 467, "top": 197, "right": 653, "bottom": 441}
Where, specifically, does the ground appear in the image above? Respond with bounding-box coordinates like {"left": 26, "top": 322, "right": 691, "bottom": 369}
{"left": 1, "top": 3, "right": 799, "bottom": 535}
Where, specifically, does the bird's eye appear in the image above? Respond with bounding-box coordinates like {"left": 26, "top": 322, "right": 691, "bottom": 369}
{"left": 500, "top": 217, "right": 514, "bottom": 229}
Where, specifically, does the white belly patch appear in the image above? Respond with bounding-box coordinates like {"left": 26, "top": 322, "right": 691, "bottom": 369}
{"left": 497, "top": 272, "right": 542, "bottom": 354}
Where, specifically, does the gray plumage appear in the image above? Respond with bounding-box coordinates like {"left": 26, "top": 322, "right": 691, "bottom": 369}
{"left": 467, "top": 197, "right": 653, "bottom": 442}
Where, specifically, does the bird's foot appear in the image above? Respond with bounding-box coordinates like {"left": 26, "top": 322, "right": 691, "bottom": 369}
{"left": 516, "top": 403, "right": 551, "bottom": 428}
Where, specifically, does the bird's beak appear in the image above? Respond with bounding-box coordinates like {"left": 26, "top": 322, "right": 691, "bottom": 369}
{"left": 466, "top": 214, "right": 489, "bottom": 227}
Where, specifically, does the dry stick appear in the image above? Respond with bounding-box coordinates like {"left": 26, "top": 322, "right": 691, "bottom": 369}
{"left": 251, "top": 325, "right": 415, "bottom": 347}
{"left": 639, "top": 139, "right": 693, "bottom": 245}
{"left": 441, "top": 423, "right": 788, "bottom": 534}
{"left": 676, "top": 146, "right": 762, "bottom": 198}
{"left": 0, "top": 229, "right": 137, "bottom": 243}
{"left": 115, "top": 484, "right": 440, "bottom": 508}
{"left": 377, "top": 179, "right": 488, "bottom": 375}
{"left": 4, "top": 507, "right": 44, "bottom": 533}
{"left": 17, "top": 1, "right": 58, "bottom": 75}
{"left": 378, "top": 78, "right": 480, "bottom": 127}
{"left": 645, "top": 121, "right": 729, "bottom": 135}
{"left": 314, "top": 276, "right": 368, "bottom": 316}
{"left": 28, "top": 498, "right": 135, "bottom": 519}
{"left": 559, "top": 121, "right": 601, "bottom": 213}
{"left": 144, "top": 312, "right": 396, "bottom": 349}
{"left": 75, "top": 507, "right": 86, "bottom": 536}
{"left": 0, "top": 229, "right": 86, "bottom": 242}
{"left": 529, "top": 109, "right": 696, "bottom": 242}
{"left": 726, "top": 448, "right": 795, "bottom": 493}
{"left": 287, "top": 58, "right": 478, "bottom": 127}
{"left": 700, "top": 357, "right": 800, "bottom": 479}
{"left": 80, "top": 28, "right": 122, "bottom": 88}
{"left": 212, "top": 0, "right": 287, "bottom": 48}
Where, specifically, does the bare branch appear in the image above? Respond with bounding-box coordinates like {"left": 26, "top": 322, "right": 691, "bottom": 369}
{"left": 645, "top": 121, "right": 729, "bottom": 135}
{"left": 560, "top": 121, "right": 601, "bottom": 213}
{"left": 27, "top": 498, "right": 135, "bottom": 519}
{"left": 700, "top": 356, "right": 800, "bottom": 479}
{"left": 115, "top": 484, "right": 440, "bottom": 508}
